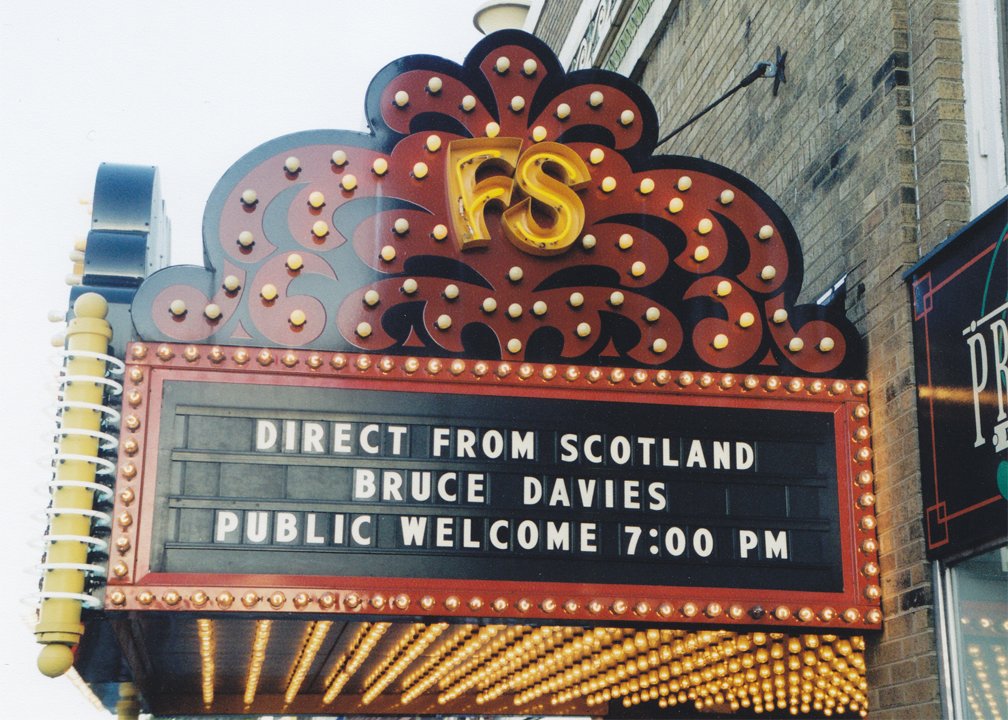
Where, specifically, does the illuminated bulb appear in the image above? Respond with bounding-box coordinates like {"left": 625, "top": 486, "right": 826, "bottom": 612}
{"left": 394, "top": 90, "right": 409, "bottom": 107}
{"left": 532, "top": 125, "right": 547, "bottom": 141}
{"left": 698, "top": 218, "right": 713, "bottom": 234}
{"left": 569, "top": 292, "right": 584, "bottom": 307}
{"left": 507, "top": 303, "right": 523, "bottom": 318}
{"left": 412, "top": 161, "right": 429, "bottom": 178}
{"left": 393, "top": 217, "right": 410, "bottom": 235}
{"left": 427, "top": 76, "right": 443, "bottom": 93}
{"left": 668, "top": 197, "right": 684, "bottom": 213}
{"left": 461, "top": 94, "right": 476, "bottom": 111}
{"left": 601, "top": 176, "right": 617, "bottom": 192}
{"left": 289, "top": 310, "right": 306, "bottom": 326}
{"left": 589, "top": 90, "right": 604, "bottom": 107}
{"left": 720, "top": 189, "right": 735, "bottom": 204}
{"left": 169, "top": 299, "right": 187, "bottom": 316}
{"left": 432, "top": 223, "right": 448, "bottom": 240}
{"left": 713, "top": 333, "right": 729, "bottom": 350}
{"left": 482, "top": 297, "right": 497, "bottom": 313}
{"left": 533, "top": 300, "right": 548, "bottom": 315}
{"left": 508, "top": 265, "right": 524, "bottom": 282}
{"left": 260, "top": 284, "right": 278, "bottom": 301}
{"left": 380, "top": 245, "right": 396, "bottom": 262}
{"left": 577, "top": 322, "right": 592, "bottom": 337}
{"left": 237, "top": 230, "right": 255, "bottom": 247}
{"left": 241, "top": 188, "right": 258, "bottom": 205}
{"left": 443, "top": 284, "right": 459, "bottom": 300}
{"left": 511, "top": 95, "right": 526, "bottom": 112}
{"left": 306, "top": 190, "right": 325, "bottom": 208}
{"left": 582, "top": 234, "right": 597, "bottom": 249}
{"left": 772, "top": 308, "right": 788, "bottom": 324}
{"left": 507, "top": 338, "right": 522, "bottom": 354}
{"left": 677, "top": 176, "right": 692, "bottom": 191}
{"left": 788, "top": 337, "right": 804, "bottom": 353}
{"left": 631, "top": 261, "right": 646, "bottom": 277}
{"left": 618, "top": 109, "right": 635, "bottom": 126}
{"left": 694, "top": 245, "right": 710, "bottom": 262}
{"left": 716, "top": 280, "right": 732, "bottom": 296}
{"left": 309, "top": 220, "right": 328, "bottom": 238}
{"left": 819, "top": 337, "right": 835, "bottom": 352}
{"left": 423, "top": 136, "right": 442, "bottom": 154}
{"left": 331, "top": 149, "right": 348, "bottom": 166}
{"left": 355, "top": 322, "right": 371, "bottom": 338}
{"left": 495, "top": 56, "right": 510, "bottom": 73}
{"left": 610, "top": 291, "right": 624, "bottom": 306}
{"left": 436, "top": 314, "right": 452, "bottom": 330}
{"left": 739, "top": 311, "right": 755, "bottom": 327}
{"left": 204, "top": 304, "right": 221, "bottom": 320}
{"left": 645, "top": 306, "right": 660, "bottom": 322}
{"left": 515, "top": 57, "right": 536, "bottom": 75}
{"left": 639, "top": 177, "right": 654, "bottom": 194}
{"left": 653, "top": 338, "right": 668, "bottom": 354}
{"left": 286, "top": 253, "right": 303, "bottom": 270}
{"left": 761, "top": 265, "right": 777, "bottom": 281}
{"left": 402, "top": 278, "right": 418, "bottom": 294}
{"left": 372, "top": 157, "right": 388, "bottom": 175}
{"left": 340, "top": 174, "right": 357, "bottom": 191}
{"left": 618, "top": 233, "right": 634, "bottom": 249}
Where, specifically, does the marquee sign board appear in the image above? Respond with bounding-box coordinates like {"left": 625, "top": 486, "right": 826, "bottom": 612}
{"left": 908, "top": 196, "right": 1008, "bottom": 559}
{"left": 107, "top": 343, "right": 879, "bottom": 629}
{"left": 103, "top": 30, "right": 879, "bottom": 632}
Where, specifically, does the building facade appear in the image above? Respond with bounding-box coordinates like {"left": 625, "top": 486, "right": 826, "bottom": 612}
{"left": 528, "top": 0, "right": 1007, "bottom": 717}
{"left": 34, "top": 3, "right": 1006, "bottom": 718}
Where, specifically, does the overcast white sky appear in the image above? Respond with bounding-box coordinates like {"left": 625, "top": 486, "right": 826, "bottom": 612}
{"left": 0, "top": 2, "right": 484, "bottom": 716}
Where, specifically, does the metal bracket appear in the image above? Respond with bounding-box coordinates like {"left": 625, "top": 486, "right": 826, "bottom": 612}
{"left": 657, "top": 45, "right": 788, "bottom": 146}
{"left": 767, "top": 46, "right": 787, "bottom": 96}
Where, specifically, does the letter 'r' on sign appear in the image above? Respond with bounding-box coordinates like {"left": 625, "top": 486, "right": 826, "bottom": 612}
{"left": 447, "top": 137, "right": 591, "bottom": 256}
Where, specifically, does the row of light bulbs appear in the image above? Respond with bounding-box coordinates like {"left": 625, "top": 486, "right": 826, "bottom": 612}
{"left": 209, "top": 618, "right": 868, "bottom": 716}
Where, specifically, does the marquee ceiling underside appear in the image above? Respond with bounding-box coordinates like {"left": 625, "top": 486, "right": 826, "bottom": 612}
{"left": 104, "top": 616, "right": 869, "bottom": 717}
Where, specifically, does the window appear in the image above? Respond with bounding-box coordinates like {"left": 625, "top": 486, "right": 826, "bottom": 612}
{"left": 938, "top": 545, "right": 1008, "bottom": 719}
{"left": 961, "top": 0, "right": 1008, "bottom": 214}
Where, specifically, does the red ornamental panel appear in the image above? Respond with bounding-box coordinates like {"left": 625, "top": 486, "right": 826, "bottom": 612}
{"left": 130, "top": 30, "right": 863, "bottom": 378}
{"left": 106, "top": 342, "right": 880, "bottom": 631}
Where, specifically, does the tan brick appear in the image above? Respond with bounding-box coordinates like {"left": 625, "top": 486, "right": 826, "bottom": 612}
{"left": 528, "top": 1, "right": 976, "bottom": 715}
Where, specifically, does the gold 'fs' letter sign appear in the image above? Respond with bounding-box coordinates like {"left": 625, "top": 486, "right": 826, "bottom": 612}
{"left": 448, "top": 138, "right": 591, "bottom": 255}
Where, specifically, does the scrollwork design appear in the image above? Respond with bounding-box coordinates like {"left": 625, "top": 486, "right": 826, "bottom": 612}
{"left": 130, "top": 30, "right": 862, "bottom": 377}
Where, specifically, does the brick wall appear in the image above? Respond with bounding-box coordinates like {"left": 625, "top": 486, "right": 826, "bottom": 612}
{"left": 534, "top": 0, "right": 581, "bottom": 50}
{"left": 534, "top": 1, "right": 973, "bottom": 717}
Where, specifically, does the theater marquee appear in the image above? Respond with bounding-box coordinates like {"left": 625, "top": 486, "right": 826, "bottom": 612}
{"left": 38, "top": 28, "right": 882, "bottom": 718}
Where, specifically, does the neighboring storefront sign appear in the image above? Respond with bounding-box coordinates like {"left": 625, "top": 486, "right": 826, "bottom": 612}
{"left": 908, "top": 196, "right": 1008, "bottom": 559}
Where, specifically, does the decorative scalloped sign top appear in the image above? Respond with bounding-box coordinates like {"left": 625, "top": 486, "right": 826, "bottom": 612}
{"left": 131, "top": 30, "right": 863, "bottom": 377}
